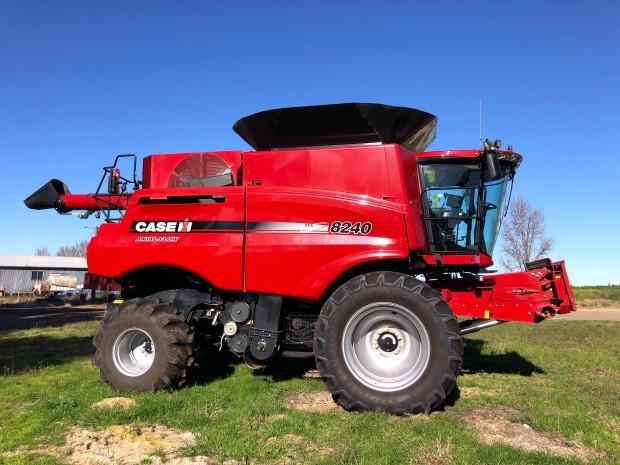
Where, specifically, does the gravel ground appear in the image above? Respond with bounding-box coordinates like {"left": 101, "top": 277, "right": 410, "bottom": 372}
{"left": 556, "top": 307, "right": 620, "bottom": 321}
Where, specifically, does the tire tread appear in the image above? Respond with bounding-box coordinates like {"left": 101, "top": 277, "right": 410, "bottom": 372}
{"left": 92, "top": 297, "right": 196, "bottom": 391}
{"left": 314, "top": 271, "right": 463, "bottom": 414}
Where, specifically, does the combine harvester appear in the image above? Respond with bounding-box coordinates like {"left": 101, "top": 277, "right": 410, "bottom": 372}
{"left": 25, "top": 103, "right": 575, "bottom": 414}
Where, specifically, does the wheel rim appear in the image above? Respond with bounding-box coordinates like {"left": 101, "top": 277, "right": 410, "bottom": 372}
{"left": 341, "top": 302, "right": 430, "bottom": 392}
{"left": 112, "top": 328, "right": 155, "bottom": 377}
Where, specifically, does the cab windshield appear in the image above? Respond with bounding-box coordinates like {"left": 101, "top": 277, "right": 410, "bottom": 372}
{"left": 419, "top": 162, "right": 512, "bottom": 255}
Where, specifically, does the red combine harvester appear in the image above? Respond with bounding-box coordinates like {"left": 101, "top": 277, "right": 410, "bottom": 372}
{"left": 25, "top": 103, "right": 575, "bottom": 414}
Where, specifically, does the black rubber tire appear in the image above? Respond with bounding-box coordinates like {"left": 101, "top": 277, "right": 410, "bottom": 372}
{"left": 314, "top": 271, "right": 463, "bottom": 414}
{"left": 92, "top": 296, "right": 195, "bottom": 391}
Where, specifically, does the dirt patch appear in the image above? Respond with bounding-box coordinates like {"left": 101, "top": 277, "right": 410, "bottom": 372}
{"left": 167, "top": 458, "right": 218, "bottom": 465}
{"left": 64, "top": 424, "right": 199, "bottom": 464}
{"left": 462, "top": 407, "right": 604, "bottom": 461}
{"left": 284, "top": 390, "right": 340, "bottom": 413}
{"left": 92, "top": 397, "right": 136, "bottom": 410}
{"left": 302, "top": 369, "right": 321, "bottom": 378}
{"left": 459, "top": 387, "right": 501, "bottom": 399}
{"left": 0, "top": 447, "right": 30, "bottom": 458}
{"left": 0, "top": 425, "right": 210, "bottom": 464}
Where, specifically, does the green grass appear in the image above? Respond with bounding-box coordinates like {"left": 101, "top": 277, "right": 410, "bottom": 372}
{"left": 573, "top": 286, "right": 620, "bottom": 307}
{"left": 0, "top": 321, "right": 618, "bottom": 464}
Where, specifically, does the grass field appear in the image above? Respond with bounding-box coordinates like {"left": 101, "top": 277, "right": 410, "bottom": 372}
{"left": 0, "top": 320, "right": 618, "bottom": 464}
{"left": 573, "top": 286, "right": 620, "bottom": 307}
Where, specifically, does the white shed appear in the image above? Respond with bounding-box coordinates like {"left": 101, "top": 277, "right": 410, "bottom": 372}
{"left": 0, "top": 255, "right": 87, "bottom": 295}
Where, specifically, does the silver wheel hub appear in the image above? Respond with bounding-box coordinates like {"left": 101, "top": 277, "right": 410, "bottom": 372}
{"left": 373, "top": 326, "right": 404, "bottom": 357}
{"left": 342, "top": 302, "right": 430, "bottom": 392}
{"left": 112, "top": 328, "right": 155, "bottom": 377}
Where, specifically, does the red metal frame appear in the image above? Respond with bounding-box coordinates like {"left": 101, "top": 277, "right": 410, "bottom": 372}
{"left": 435, "top": 260, "right": 575, "bottom": 323}
{"left": 50, "top": 144, "right": 576, "bottom": 322}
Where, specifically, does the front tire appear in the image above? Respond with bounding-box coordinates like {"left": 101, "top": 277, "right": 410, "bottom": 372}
{"left": 314, "top": 271, "right": 462, "bottom": 414}
{"left": 93, "top": 296, "right": 195, "bottom": 391}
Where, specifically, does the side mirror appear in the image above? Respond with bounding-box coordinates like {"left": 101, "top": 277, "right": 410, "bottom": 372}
{"left": 108, "top": 168, "right": 121, "bottom": 194}
{"left": 484, "top": 151, "right": 503, "bottom": 181}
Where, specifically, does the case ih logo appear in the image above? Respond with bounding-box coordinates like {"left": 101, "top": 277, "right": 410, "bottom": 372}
{"left": 132, "top": 221, "right": 193, "bottom": 233}
{"left": 130, "top": 220, "right": 372, "bottom": 234}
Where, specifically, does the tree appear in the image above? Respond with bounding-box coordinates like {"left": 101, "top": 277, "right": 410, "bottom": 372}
{"left": 35, "top": 247, "right": 51, "bottom": 256}
{"left": 57, "top": 240, "right": 89, "bottom": 257}
{"left": 500, "top": 196, "right": 554, "bottom": 271}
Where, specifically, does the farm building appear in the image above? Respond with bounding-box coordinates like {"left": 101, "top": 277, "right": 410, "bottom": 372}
{"left": 0, "top": 255, "right": 87, "bottom": 295}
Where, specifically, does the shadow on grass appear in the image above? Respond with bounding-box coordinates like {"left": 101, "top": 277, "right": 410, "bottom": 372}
{"left": 0, "top": 305, "right": 103, "bottom": 331}
{"left": 185, "top": 349, "right": 238, "bottom": 386}
{"left": 259, "top": 355, "right": 316, "bottom": 381}
{"left": 0, "top": 334, "right": 94, "bottom": 375}
{"left": 0, "top": 332, "right": 544, "bottom": 387}
{"left": 260, "top": 340, "right": 545, "bottom": 382}
{"left": 186, "top": 351, "right": 317, "bottom": 387}
{"left": 463, "top": 338, "right": 544, "bottom": 375}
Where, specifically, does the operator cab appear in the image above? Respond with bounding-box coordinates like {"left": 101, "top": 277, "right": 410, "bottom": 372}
{"left": 417, "top": 144, "right": 521, "bottom": 257}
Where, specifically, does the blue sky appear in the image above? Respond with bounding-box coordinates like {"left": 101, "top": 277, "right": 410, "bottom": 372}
{"left": 1, "top": 1, "right": 618, "bottom": 285}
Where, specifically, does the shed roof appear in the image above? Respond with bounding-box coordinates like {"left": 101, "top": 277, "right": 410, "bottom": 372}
{"left": 0, "top": 255, "right": 87, "bottom": 270}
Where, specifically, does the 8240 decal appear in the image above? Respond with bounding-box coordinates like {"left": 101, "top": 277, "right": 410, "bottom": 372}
{"left": 329, "top": 221, "right": 372, "bottom": 235}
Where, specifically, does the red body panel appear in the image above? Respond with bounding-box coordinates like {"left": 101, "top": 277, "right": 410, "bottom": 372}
{"left": 88, "top": 186, "right": 245, "bottom": 291}
{"left": 244, "top": 187, "right": 408, "bottom": 299}
{"left": 142, "top": 151, "right": 243, "bottom": 189}
{"left": 62, "top": 144, "right": 574, "bottom": 322}
{"left": 243, "top": 146, "right": 409, "bottom": 299}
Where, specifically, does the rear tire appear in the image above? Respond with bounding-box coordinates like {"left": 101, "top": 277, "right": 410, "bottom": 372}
{"left": 314, "top": 271, "right": 462, "bottom": 414}
{"left": 93, "top": 296, "right": 195, "bottom": 391}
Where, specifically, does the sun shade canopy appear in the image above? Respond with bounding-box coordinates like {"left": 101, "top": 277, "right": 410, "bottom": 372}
{"left": 233, "top": 103, "right": 438, "bottom": 152}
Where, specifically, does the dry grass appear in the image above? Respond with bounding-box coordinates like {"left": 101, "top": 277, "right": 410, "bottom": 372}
{"left": 284, "top": 390, "right": 340, "bottom": 413}
{"left": 410, "top": 438, "right": 453, "bottom": 465}
{"left": 577, "top": 298, "right": 616, "bottom": 308}
{"left": 458, "top": 387, "right": 501, "bottom": 399}
{"left": 462, "top": 407, "right": 606, "bottom": 461}
{"left": 266, "top": 433, "right": 336, "bottom": 460}
{"left": 91, "top": 397, "right": 136, "bottom": 410}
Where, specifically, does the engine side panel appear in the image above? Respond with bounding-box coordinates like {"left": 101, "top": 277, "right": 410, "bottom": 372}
{"left": 243, "top": 147, "right": 410, "bottom": 300}
{"left": 88, "top": 186, "right": 245, "bottom": 291}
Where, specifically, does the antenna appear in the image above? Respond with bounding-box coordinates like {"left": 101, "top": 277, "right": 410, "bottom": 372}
{"left": 479, "top": 99, "right": 483, "bottom": 147}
